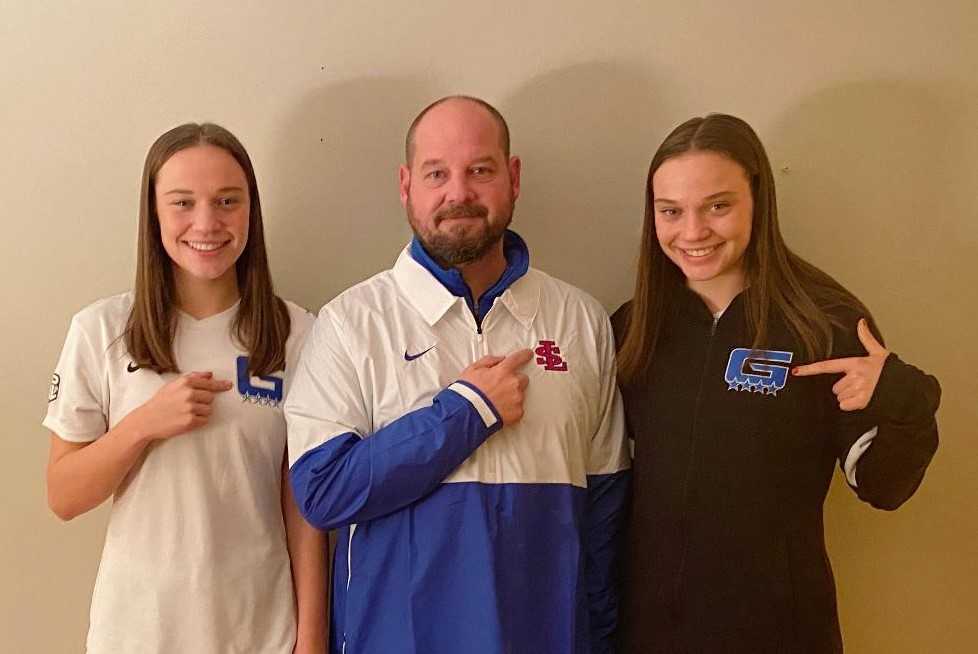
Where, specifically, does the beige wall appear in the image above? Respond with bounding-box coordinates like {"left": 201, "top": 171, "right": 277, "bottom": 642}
{"left": 2, "top": 1, "right": 975, "bottom": 651}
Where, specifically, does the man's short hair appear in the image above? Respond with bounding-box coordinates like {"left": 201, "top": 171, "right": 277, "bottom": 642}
{"left": 404, "top": 95, "right": 511, "bottom": 165}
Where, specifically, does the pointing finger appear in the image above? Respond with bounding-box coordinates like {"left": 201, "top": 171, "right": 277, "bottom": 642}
{"left": 792, "top": 357, "right": 857, "bottom": 377}
{"left": 470, "top": 355, "right": 506, "bottom": 369}
{"left": 188, "top": 376, "right": 233, "bottom": 392}
{"left": 208, "top": 379, "right": 234, "bottom": 392}
{"left": 499, "top": 349, "right": 534, "bottom": 371}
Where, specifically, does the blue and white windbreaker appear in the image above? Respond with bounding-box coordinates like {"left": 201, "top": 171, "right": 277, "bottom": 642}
{"left": 286, "top": 231, "right": 630, "bottom": 654}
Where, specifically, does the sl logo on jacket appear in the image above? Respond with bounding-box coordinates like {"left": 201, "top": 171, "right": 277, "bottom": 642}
{"left": 236, "top": 356, "right": 284, "bottom": 407}
{"left": 535, "top": 339, "right": 569, "bottom": 372}
{"left": 724, "top": 348, "right": 793, "bottom": 397}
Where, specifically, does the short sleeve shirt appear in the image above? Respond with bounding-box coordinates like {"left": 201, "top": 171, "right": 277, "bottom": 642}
{"left": 43, "top": 292, "right": 313, "bottom": 654}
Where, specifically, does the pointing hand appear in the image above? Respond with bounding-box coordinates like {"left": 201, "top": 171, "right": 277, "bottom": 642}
{"left": 459, "top": 349, "right": 534, "bottom": 425}
{"left": 791, "top": 319, "right": 888, "bottom": 411}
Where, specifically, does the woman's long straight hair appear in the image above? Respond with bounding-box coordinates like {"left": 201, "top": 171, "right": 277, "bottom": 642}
{"left": 617, "top": 114, "right": 877, "bottom": 384}
{"left": 125, "top": 123, "right": 290, "bottom": 376}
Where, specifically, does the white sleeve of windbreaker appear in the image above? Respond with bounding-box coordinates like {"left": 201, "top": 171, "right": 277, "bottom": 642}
{"left": 285, "top": 306, "right": 371, "bottom": 467}
{"left": 588, "top": 313, "right": 630, "bottom": 476}
{"left": 284, "top": 303, "right": 502, "bottom": 531}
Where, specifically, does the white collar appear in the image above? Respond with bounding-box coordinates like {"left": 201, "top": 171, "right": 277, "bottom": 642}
{"left": 391, "top": 245, "right": 540, "bottom": 329}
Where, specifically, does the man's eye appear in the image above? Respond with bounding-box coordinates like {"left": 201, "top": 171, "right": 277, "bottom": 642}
{"left": 426, "top": 170, "right": 445, "bottom": 180}
{"left": 471, "top": 166, "right": 491, "bottom": 176}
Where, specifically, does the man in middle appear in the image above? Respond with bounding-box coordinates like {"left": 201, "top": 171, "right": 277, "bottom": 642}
{"left": 285, "top": 95, "right": 630, "bottom": 654}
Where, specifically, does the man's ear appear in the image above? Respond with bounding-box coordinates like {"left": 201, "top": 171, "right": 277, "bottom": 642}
{"left": 508, "top": 156, "right": 522, "bottom": 201}
{"left": 398, "top": 165, "right": 411, "bottom": 206}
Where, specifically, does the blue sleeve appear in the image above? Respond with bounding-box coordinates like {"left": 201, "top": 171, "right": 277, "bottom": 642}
{"left": 583, "top": 311, "right": 631, "bottom": 652}
{"left": 290, "top": 382, "right": 502, "bottom": 530}
{"left": 585, "top": 469, "right": 631, "bottom": 654}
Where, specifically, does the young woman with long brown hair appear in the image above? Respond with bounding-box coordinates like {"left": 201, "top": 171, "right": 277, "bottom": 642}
{"left": 44, "top": 123, "right": 326, "bottom": 653}
{"left": 614, "top": 114, "right": 940, "bottom": 652}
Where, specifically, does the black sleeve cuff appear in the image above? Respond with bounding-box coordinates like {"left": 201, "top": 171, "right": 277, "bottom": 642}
{"left": 864, "top": 352, "right": 941, "bottom": 425}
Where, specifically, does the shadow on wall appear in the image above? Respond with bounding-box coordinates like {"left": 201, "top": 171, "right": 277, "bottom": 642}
{"left": 767, "top": 79, "right": 976, "bottom": 321}
{"left": 501, "top": 61, "right": 681, "bottom": 311}
{"left": 265, "top": 75, "right": 438, "bottom": 312}
{"left": 767, "top": 79, "right": 978, "bottom": 653}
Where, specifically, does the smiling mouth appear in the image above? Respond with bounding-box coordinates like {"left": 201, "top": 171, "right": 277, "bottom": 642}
{"left": 184, "top": 239, "right": 231, "bottom": 252}
{"left": 680, "top": 244, "right": 721, "bottom": 258}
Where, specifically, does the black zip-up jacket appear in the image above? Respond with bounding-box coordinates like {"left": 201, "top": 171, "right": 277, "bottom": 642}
{"left": 612, "top": 290, "right": 940, "bottom": 653}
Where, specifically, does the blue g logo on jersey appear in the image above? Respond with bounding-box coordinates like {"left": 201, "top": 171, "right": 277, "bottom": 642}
{"left": 724, "top": 348, "right": 793, "bottom": 397}
{"left": 236, "top": 356, "right": 284, "bottom": 407}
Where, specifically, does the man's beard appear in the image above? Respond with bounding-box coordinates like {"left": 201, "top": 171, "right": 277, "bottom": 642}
{"left": 408, "top": 201, "right": 513, "bottom": 268}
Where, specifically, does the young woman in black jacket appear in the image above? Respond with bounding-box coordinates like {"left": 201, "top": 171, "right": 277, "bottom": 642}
{"left": 613, "top": 114, "right": 940, "bottom": 653}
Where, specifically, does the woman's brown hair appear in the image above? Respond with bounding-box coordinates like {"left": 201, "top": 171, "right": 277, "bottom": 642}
{"left": 125, "top": 123, "right": 290, "bottom": 376}
{"left": 617, "top": 113, "right": 876, "bottom": 383}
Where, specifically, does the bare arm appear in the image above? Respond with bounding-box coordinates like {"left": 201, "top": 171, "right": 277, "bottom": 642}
{"left": 47, "top": 424, "right": 150, "bottom": 521}
{"left": 283, "top": 457, "right": 329, "bottom": 654}
{"left": 46, "top": 372, "right": 232, "bottom": 521}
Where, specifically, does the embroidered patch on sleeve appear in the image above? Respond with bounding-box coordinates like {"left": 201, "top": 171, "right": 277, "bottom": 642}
{"left": 48, "top": 373, "right": 61, "bottom": 402}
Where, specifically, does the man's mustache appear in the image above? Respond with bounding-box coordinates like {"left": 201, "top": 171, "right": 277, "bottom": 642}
{"left": 435, "top": 204, "right": 489, "bottom": 222}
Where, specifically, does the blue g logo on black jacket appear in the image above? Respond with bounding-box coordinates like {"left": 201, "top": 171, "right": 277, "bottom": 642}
{"left": 724, "top": 348, "right": 793, "bottom": 397}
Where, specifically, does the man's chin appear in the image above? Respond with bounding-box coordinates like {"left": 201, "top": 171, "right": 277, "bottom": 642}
{"left": 420, "top": 232, "right": 501, "bottom": 267}
{"left": 435, "top": 218, "right": 487, "bottom": 240}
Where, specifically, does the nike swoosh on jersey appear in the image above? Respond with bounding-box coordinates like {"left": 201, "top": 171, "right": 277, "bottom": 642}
{"left": 127, "top": 362, "right": 140, "bottom": 373}
{"left": 404, "top": 345, "right": 436, "bottom": 361}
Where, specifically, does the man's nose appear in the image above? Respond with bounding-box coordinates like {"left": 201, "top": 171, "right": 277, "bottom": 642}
{"left": 444, "top": 173, "right": 476, "bottom": 205}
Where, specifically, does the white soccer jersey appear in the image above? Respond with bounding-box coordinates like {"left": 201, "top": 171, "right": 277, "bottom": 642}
{"left": 43, "top": 292, "right": 312, "bottom": 654}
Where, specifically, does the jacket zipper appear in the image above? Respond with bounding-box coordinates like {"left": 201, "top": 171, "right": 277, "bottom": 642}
{"left": 672, "top": 316, "right": 719, "bottom": 621}
{"left": 465, "top": 297, "right": 487, "bottom": 356}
